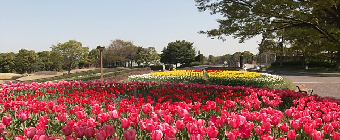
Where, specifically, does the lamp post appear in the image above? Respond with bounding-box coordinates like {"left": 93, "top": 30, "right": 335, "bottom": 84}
{"left": 97, "top": 46, "right": 105, "bottom": 82}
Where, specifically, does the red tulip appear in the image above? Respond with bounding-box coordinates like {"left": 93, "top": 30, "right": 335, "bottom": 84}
{"left": 151, "top": 130, "right": 163, "bottom": 140}
{"left": 123, "top": 129, "right": 136, "bottom": 140}
{"left": 261, "top": 134, "right": 274, "bottom": 140}
{"left": 142, "top": 103, "right": 153, "bottom": 114}
{"left": 75, "top": 111, "right": 85, "bottom": 120}
{"left": 24, "top": 127, "right": 36, "bottom": 138}
{"left": 290, "top": 119, "right": 301, "bottom": 130}
{"left": 331, "top": 132, "right": 340, "bottom": 140}
{"left": 165, "top": 125, "right": 177, "bottom": 138}
{"left": 279, "top": 123, "right": 289, "bottom": 132}
{"left": 61, "top": 125, "right": 73, "bottom": 136}
{"left": 55, "top": 113, "right": 68, "bottom": 122}
{"left": 121, "top": 118, "right": 130, "bottom": 129}
{"left": 255, "top": 126, "right": 264, "bottom": 136}
{"left": 225, "top": 131, "right": 237, "bottom": 140}
{"left": 287, "top": 130, "right": 297, "bottom": 140}
{"left": 98, "top": 112, "right": 110, "bottom": 123}
{"left": 2, "top": 115, "right": 11, "bottom": 126}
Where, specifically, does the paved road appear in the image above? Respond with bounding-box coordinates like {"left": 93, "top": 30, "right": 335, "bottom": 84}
{"left": 274, "top": 72, "right": 340, "bottom": 99}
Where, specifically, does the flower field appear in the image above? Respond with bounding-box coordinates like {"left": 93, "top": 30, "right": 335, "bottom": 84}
{"left": 1, "top": 80, "right": 340, "bottom": 140}
{"left": 129, "top": 70, "right": 285, "bottom": 89}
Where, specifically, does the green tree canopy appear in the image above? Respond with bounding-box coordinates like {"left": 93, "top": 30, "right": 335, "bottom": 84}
{"left": 160, "top": 40, "right": 195, "bottom": 67}
{"left": 195, "top": 0, "right": 340, "bottom": 68}
{"left": 14, "top": 49, "right": 37, "bottom": 73}
{"left": 51, "top": 40, "right": 87, "bottom": 74}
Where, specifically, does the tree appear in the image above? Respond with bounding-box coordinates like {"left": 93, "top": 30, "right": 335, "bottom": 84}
{"left": 195, "top": 50, "right": 204, "bottom": 63}
{"left": 195, "top": 0, "right": 340, "bottom": 68}
{"left": 14, "top": 49, "right": 37, "bottom": 73}
{"left": 161, "top": 40, "right": 195, "bottom": 67}
{"left": 0, "top": 52, "right": 15, "bottom": 73}
{"left": 88, "top": 48, "right": 100, "bottom": 67}
{"left": 148, "top": 47, "right": 161, "bottom": 66}
{"left": 51, "top": 40, "right": 87, "bottom": 74}
{"left": 104, "top": 39, "right": 138, "bottom": 67}
{"left": 208, "top": 55, "right": 216, "bottom": 65}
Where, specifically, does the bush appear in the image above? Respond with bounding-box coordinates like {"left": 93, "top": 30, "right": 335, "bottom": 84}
{"left": 189, "top": 61, "right": 202, "bottom": 67}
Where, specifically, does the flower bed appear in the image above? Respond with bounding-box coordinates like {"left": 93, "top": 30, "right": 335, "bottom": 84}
{"left": 129, "top": 70, "right": 285, "bottom": 88}
{"left": 1, "top": 81, "right": 340, "bottom": 140}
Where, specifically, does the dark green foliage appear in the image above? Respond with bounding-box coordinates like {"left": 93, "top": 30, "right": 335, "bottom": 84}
{"left": 160, "top": 40, "right": 195, "bottom": 67}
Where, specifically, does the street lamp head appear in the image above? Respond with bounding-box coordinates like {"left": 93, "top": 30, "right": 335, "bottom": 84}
{"left": 97, "top": 46, "right": 105, "bottom": 51}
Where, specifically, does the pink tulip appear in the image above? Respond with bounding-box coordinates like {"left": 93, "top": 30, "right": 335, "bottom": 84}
{"left": 151, "top": 130, "right": 163, "bottom": 140}
{"left": 207, "top": 125, "right": 218, "bottom": 138}
{"left": 74, "top": 126, "right": 85, "bottom": 138}
{"left": 311, "top": 130, "right": 323, "bottom": 140}
{"left": 123, "top": 129, "right": 136, "bottom": 140}
{"left": 0, "top": 123, "right": 5, "bottom": 134}
{"left": 2, "top": 115, "right": 11, "bottom": 126}
{"left": 287, "top": 130, "right": 298, "bottom": 140}
{"left": 14, "top": 136, "right": 25, "bottom": 140}
{"left": 165, "top": 125, "right": 177, "bottom": 138}
{"left": 33, "top": 134, "right": 47, "bottom": 140}
{"left": 84, "top": 126, "right": 95, "bottom": 138}
{"left": 95, "top": 130, "right": 107, "bottom": 140}
{"left": 102, "top": 125, "right": 115, "bottom": 137}
{"left": 175, "top": 119, "right": 185, "bottom": 130}
{"left": 61, "top": 125, "right": 73, "bottom": 136}
{"left": 109, "top": 110, "right": 119, "bottom": 119}
{"left": 36, "top": 129, "right": 46, "bottom": 135}
{"left": 24, "top": 127, "right": 36, "bottom": 138}
{"left": 64, "top": 136, "right": 77, "bottom": 140}
{"left": 164, "top": 136, "right": 177, "bottom": 140}
{"left": 323, "top": 123, "right": 334, "bottom": 134}
{"left": 255, "top": 126, "right": 264, "bottom": 136}
{"left": 190, "top": 134, "right": 203, "bottom": 140}
{"left": 121, "top": 118, "right": 130, "bottom": 129}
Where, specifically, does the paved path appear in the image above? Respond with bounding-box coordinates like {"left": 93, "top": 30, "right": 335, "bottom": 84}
{"left": 274, "top": 72, "right": 340, "bottom": 99}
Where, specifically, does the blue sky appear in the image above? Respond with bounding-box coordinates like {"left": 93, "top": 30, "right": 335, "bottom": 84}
{"left": 0, "top": 0, "right": 261, "bottom": 56}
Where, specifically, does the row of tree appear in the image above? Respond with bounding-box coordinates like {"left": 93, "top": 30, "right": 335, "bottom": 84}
{"left": 0, "top": 39, "right": 162, "bottom": 74}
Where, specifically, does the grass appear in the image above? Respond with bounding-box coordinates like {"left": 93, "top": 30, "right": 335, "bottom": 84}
{"left": 0, "top": 73, "right": 22, "bottom": 80}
